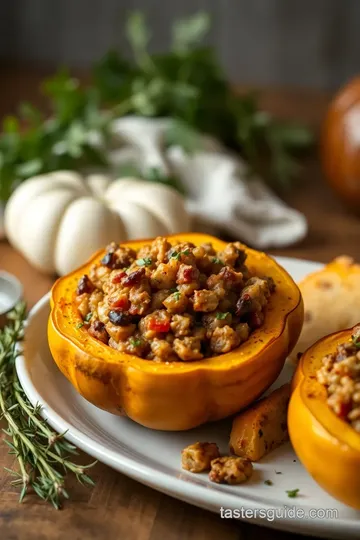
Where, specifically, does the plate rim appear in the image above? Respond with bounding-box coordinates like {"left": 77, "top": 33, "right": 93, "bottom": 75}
{"left": 15, "top": 256, "right": 360, "bottom": 538}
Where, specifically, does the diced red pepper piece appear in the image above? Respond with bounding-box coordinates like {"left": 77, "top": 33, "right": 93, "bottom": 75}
{"left": 148, "top": 318, "right": 170, "bottom": 333}
{"left": 112, "top": 271, "right": 127, "bottom": 284}
{"left": 110, "top": 296, "right": 129, "bottom": 310}
{"left": 177, "top": 264, "right": 199, "bottom": 284}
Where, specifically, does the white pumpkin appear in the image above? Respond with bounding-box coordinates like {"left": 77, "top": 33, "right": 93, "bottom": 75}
{"left": 4, "top": 171, "right": 191, "bottom": 275}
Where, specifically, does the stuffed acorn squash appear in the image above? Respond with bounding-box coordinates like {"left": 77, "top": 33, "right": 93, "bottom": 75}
{"left": 289, "top": 326, "right": 360, "bottom": 509}
{"left": 48, "top": 233, "right": 303, "bottom": 430}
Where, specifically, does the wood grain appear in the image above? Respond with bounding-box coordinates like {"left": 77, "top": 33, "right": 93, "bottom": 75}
{"left": 0, "top": 70, "right": 354, "bottom": 540}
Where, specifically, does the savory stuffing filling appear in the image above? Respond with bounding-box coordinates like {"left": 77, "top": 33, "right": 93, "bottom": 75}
{"left": 75, "top": 236, "right": 275, "bottom": 362}
{"left": 181, "top": 442, "right": 220, "bottom": 473}
{"left": 317, "top": 327, "right": 360, "bottom": 432}
{"left": 181, "top": 442, "right": 253, "bottom": 484}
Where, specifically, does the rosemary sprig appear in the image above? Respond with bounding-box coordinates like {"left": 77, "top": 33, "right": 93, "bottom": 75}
{"left": 0, "top": 302, "right": 96, "bottom": 508}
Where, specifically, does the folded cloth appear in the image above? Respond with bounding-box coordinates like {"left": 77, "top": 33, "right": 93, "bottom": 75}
{"left": 109, "top": 116, "right": 307, "bottom": 248}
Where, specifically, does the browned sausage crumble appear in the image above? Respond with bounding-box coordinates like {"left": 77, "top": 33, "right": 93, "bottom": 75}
{"left": 317, "top": 326, "right": 360, "bottom": 432}
{"left": 181, "top": 442, "right": 220, "bottom": 473}
{"left": 75, "top": 237, "right": 275, "bottom": 361}
{"left": 209, "top": 456, "right": 253, "bottom": 485}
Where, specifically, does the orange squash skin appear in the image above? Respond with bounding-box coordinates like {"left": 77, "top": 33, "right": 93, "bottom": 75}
{"left": 322, "top": 77, "right": 360, "bottom": 210}
{"left": 48, "top": 233, "right": 303, "bottom": 431}
{"left": 289, "top": 327, "right": 360, "bottom": 509}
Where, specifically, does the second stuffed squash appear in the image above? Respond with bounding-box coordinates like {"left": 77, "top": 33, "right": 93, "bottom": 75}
{"left": 289, "top": 325, "right": 360, "bottom": 509}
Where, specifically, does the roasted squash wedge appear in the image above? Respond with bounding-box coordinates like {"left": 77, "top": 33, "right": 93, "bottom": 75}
{"left": 289, "top": 326, "right": 360, "bottom": 509}
{"left": 230, "top": 383, "right": 290, "bottom": 461}
{"left": 48, "top": 233, "right": 303, "bottom": 431}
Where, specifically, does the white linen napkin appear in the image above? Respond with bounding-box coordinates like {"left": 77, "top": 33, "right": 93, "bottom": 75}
{"left": 109, "top": 116, "right": 307, "bottom": 248}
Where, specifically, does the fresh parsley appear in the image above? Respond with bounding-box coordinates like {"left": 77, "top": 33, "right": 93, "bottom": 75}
{"left": 216, "top": 312, "right": 230, "bottom": 320}
{"left": 129, "top": 337, "right": 142, "bottom": 347}
{"left": 136, "top": 257, "right": 152, "bottom": 267}
{"left": 352, "top": 334, "right": 360, "bottom": 349}
{"left": 76, "top": 322, "right": 84, "bottom": 329}
{"left": 286, "top": 489, "right": 300, "bottom": 498}
{"left": 264, "top": 480, "right": 273, "bottom": 486}
{"left": 170, "top": 249, "right": 191, "bottom": 261}
{"left": 172, "top": 292, "right": 181, "bottom": 301}
{"left": 84, "top": 312, "right": 92, "bottom": 322}
{"left": 212, "top": 257, "right": 223, "bottom": 265}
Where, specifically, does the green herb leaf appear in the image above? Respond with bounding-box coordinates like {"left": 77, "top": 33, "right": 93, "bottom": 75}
{"left": 264, "top": 480, "right": 273, "bottom": 486}
{"left": 136, "top": 257, "right": 152, "bottom": 267}
{"left": 164, "top": 119, "right": 203, "bottom": 155}
{"left": 129, "top": 337, "right": 142, "bottom": 348}
{"left": 173, "top": 12, "right": 211, "bottom": 53}
{"left": 126, "top": 12, "right": 151, "bottom": 58}
{"left": 170, "top": 249, "right": 190, "bottom": 261}
{"left": 286, "top": 489, "right": 300, "bottom": 498}
{"left": 84, "top": 313, "right": 92, "bottom": 322}
{"left": 352, "top": 334, "right": 360, "bottom": 349}
{"left": 216, "top": 312, "right": 230, "bottom": 320}
{"left": 116, "top": 162, "right": 143, "bottom": 178}
{"left": 172, "top": 292, "right": 181, "bottom": 301}
{"left": 212, "top": 257, "right": 223, "bottom": 265}
{"left": 76, "top": 322, "right": 84, "bottom": 329}
{"left": 170, "top": 251, "right": 181, "bottom": 261}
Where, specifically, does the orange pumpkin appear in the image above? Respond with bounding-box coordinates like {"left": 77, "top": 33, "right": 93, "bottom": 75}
{"left": 322, "top": 77, "right": 360, "bottom": 210}
{"left": 48, "top": 233, "right": 303, "bottom": 431}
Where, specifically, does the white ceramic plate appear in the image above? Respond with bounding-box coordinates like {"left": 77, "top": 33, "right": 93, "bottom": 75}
{"left": 16, "top": 257, "right": 360, "bottom": 539}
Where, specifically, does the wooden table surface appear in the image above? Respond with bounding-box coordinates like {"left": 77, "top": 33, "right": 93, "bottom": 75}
{"left": 0, "top": 67, "right": 357, "bottom": 540}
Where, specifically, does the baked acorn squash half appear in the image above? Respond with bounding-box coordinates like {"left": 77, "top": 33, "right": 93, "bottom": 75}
{"left": 289, "top": 326, "right": 360, "bottom": 509}
{"left": 48, "top": 233, "right": 303, "bottom": 431}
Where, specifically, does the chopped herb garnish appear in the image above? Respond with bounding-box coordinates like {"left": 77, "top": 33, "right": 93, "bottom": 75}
{"left": 136, "top": 258, "right": 152, "bottom": 267}
{"left": 216, "top": 312, "right": 230, "bottom": 320}
{"left": 129, "top": 338, "right": 142, "bottom": 347}
{"left": 264, "top": 480, "right": 273, "bottom": 486}
{"left": 352, "top": 334, "right": 360, "bottom": 349}
{"left": 171, "top": 249, "right": 190, "bottom": 261}
{"left": 76, "top": 322, "right": 84, "bottom": 329}
{"left": 275, "top": 471, "right": 282, "bottom": 475}
{"left": 286, "top": 489, "right": 299, "bottom": 498}
{"left": 212, "top": 257, "right": 223, "bottom": 265}
{"left": 173, "top": 292, "right": 181, "bottom": 301}
{"left": 84, "top": 312, "right": 92, "bottom": 322}
{"left": 169, "top": 287, "right": 178, "bottom": 293}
